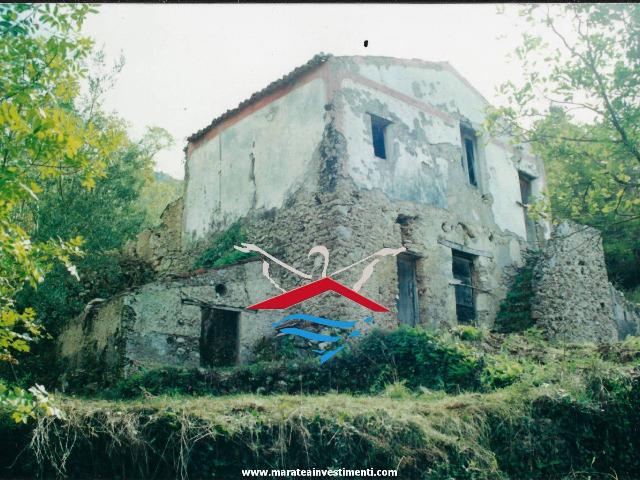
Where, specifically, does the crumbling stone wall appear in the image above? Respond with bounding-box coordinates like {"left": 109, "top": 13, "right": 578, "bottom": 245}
{"left": 58, "top": 296, "right": 127, "bottom": 389}
{"left": 532, "top": 222, "right": 618, "bottom": 343}
{"left": 130, "top": 54, "right": 541, "bottom": 333}
{"left": 60, "top": 55, "right": 558, "bottom": 384}
{"left": 125, "top": 197, "right": 190, "bottom": 274}
{"left": 58, "top": 259, "right": 282, "bottom": 382}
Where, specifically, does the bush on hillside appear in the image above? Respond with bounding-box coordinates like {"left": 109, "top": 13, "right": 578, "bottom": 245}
{"left": 103, "top": 327, "right": 484, "bottom": 398}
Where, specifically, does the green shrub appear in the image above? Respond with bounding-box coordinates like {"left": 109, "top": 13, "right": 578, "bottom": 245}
{"left": 453, "top": 325, "right": 485, "bottom": 342}
{"left": 381, "top": 380, "right": 413, "bottom": 399}
{"left": 251, "top": 335, "right": 310, "bottom": 362}
{"left": 488, "top": 377, "right": 640, "bottom": 479}
{"left": 193, "top": 221, "right": 257, "bottom": 269}
{"left": 481, "top": 356, "right": 525, "bottom": 389}
{"left": 627, "top": 287, "right": 640, "bottom": 304}
{"left": 103, "top": 327, "right": 484, "bottom": 398}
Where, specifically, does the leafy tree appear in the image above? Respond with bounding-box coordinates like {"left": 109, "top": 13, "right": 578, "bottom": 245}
{"left": 487, "top": 4, "right": 640, "bottom": 291}
{"left": 138, "top": 171, "right": 183, "bottom": 228}
{"left": 0, "top": 3, "right": 130, "bottom": 421}
{"left": 16, "top": 127, "right": 171, "bottom": 339}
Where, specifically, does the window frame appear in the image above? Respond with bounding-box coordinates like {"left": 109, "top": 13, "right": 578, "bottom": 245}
{"left": 517, "top": 170, "right": 538, "bottom": 244}
{"left": 451, "top": 249, "right": 477, "bottom": 325}
{"left": 460, "top": 125, "right": 479, "bottom": 187}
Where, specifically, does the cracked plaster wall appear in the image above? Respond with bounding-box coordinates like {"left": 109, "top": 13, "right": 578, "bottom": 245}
{"left": 179, "top": 57, "right": 548, "bottom": 332}
{"left": 182, "top": 77, "right": 328, "bottom": 244}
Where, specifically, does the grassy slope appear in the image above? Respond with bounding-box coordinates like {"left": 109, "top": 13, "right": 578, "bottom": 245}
{"left": 3, "top": 331, "right": 640, "bottom": 479}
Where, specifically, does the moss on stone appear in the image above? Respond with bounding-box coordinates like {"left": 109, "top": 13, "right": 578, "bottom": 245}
{"left": 494, "top": 250, "right": 539, "bottom": 333}
{"left": 193, "top": 221, "right": 257, "bottom": 269}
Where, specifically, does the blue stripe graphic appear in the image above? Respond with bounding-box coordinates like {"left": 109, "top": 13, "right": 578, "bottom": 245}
{"left": 320, "top": 346, "right": 345, "bottom": 364}
{"left": 272, "top": 314, "right": 357, "bottom": 329}
{"left": 275, "top": 315, "right": 376, "bottom": 364}
{"left": 278, "top": 328, "right": 341, "bottom": 343}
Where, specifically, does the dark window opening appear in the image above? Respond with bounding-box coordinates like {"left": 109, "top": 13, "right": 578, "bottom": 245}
{"left": 200, "top": 308, "right": 239, "bottom": 367}
{"left": 518, "top": 171, "right": 537, "bottom": 244}
{"left": 371, "top": 114, "right": 391, "bottom": 159}
{"left": 452, "top": 250, "right": 476, "bottom": 324}
{"left": 397, "top": 253, "right": 419, "bottom": 326}
{"left": 460, "top": 126, "right": 478, "bottom": 187}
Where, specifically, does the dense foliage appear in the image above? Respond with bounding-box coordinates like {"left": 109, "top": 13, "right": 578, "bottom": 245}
{"left": 493, "top": 250, "right": 539, "bottom": 333}
{"left": 0, "top": 3, "right": 108, "bottom": 369}
{"left": 0, "top": 3, "right": 172, "bottom": 419}
{"left": 488, "top": 4, "right": 640, "bottom": 294}
{"left": 138, "top": 171, "right": 183, "bottom": 228}
{"left": 15, "top": 128, "right": 170, "bottom": 335}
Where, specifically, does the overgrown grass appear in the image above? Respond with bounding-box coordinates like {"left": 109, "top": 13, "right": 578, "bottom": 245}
{"left": 3, "top": 374, "right": 640, "bottom": 479}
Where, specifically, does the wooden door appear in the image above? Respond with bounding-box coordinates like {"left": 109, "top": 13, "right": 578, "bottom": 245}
{"left": 397, "top": 254, "right": 419, "bottom": 326}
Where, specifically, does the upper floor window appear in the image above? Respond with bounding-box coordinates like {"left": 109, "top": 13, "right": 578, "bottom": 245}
{"left": 460, "top": 125, "right": 478, "bottom": 187}
{"left": 370, "top": 114, "right": 391, "bottom": 159}
{"left": 518, "top": 171, "right": 537, "bottom": 244}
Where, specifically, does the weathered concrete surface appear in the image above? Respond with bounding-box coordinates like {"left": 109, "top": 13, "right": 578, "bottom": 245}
{"left": 182, "top": 55, "right": 549, "bottom": 248}
{"left": 532, "top": 222, "right": 618, "bottom": 343}
{"left": 176, "top": 54, "right": 551, "bottom": 330}
{"left": 182, "top": 77, "right": 328, "bottom": 244}
{"left": 332, "top": 56, "right": 547, "bottom": 241}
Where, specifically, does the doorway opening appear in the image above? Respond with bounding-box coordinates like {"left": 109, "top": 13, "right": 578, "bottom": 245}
{"left": 200, "top": 308, "right": 239, "bottom": 367}
{"left": 397, "top": 253, "right": 420, "bottom": 326}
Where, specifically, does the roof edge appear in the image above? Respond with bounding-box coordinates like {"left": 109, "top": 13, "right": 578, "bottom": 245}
{"left": 186, "top": 53, "right": 333, "bottom": 146}
{"left": 184, "top": 53, "right": 493, "bottom": 153}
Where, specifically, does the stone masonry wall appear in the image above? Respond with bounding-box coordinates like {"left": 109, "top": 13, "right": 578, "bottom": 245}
{"left": 57, "top": 296, "right": 127, "bottom": 389}
{"left": 532, "top": 221, "right": 618, "bottom": 343}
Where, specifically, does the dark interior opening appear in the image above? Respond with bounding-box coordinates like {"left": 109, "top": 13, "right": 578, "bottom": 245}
{"left": 200, "top": 308, "right": 239, "bottom": 367}
{"left": 460, "top": 124, "right": 479, "bottom": 187}
{"left": 371, "top": 114, "right": 391, "bottom": 159}
{"left": 464, "top": 138, "right": 478, "bottom": 186}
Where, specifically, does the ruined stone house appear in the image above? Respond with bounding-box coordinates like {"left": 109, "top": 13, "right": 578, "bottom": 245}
{"left": 58, "top": 54, "right": 639, "bottom": 384}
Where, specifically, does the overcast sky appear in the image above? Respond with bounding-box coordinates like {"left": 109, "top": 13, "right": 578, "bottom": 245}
{"left": 83, "top": 4, "right": 532, "bottom": 179}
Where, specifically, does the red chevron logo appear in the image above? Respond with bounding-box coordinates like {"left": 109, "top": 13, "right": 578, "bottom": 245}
{"left": 247, "top": 277, "right": 389, "bottom": 312}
